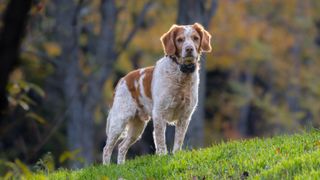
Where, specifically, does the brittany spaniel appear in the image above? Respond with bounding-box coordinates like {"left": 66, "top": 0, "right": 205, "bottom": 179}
{"left": 103, "top": 23, "right": 212, "bottom": 164}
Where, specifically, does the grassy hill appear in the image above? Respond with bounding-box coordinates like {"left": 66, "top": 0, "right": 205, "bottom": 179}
{"left": 33, "top": 130, "right": 320, "bottom": 179}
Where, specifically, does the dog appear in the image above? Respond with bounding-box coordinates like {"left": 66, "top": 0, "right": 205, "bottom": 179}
{"left": 102, "top": 23, "right": 212, "bottom": 164}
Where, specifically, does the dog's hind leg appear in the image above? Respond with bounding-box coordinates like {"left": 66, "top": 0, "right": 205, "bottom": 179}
{"left": 117, "top": 117, "right": 148, "bottom": 164}
{"left": 102, "top": 79, "right": 137, "bottom": 165}
{"left": 102, "top": 115, "right": 127, "bottom": 165}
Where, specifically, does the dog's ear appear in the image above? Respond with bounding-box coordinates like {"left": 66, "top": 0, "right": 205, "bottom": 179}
{"left": 193, "top": 23, "right": 212, "bottom": 52}
{"left": 160, "top": 24, "right": 179, "bottom": 56}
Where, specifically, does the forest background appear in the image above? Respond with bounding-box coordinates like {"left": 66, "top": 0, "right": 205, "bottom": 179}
{"left": 0, "top": 0, "right": 320, "bottom": 171}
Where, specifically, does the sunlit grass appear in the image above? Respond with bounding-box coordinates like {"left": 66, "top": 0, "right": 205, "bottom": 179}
{"left": 32, "top": 130, "right": 320, "bottom": 179}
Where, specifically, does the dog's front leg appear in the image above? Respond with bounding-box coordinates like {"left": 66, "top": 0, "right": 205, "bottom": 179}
{"left": 153, "top": 115, "right": 167, "bottom": 155}
{"left": 173, "top": 118, "right": 191, "bottom": 153}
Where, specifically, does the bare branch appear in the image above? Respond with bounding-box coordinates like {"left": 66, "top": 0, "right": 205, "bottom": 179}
{"left": 204, "top": 0, "right": 218, "bottom": 27}
{"left": 71, "top": 0, "right": 84, "bottom": 50}
{"left": 207, "top": 0, "right": 218, "bottom": 18}
{"left": 22, "top": 49, "right": 58, "bottom": 66}
{"left": 116, "top": 5, "right": 126, "bottom": 16}
{"left": 85, "top": 0, "right": 154, "bottom": 108}
{"left": 30, "top": 98, "right": 71, "bottom": 156}
{"left": 30, "top": 0, "right": 85, "bottom": 156}
{"left": 120, "top": 0, "right": 153, "bottom": 52}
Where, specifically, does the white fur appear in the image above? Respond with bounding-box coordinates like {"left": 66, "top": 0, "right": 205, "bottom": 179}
{"left": 103, "top": 27, "right": 201, "bottom": 165}
{"left": 152, "top": 57, "right": 199, "bottom": 154}
{"left": 182, "top": 26, "right": 198, "bottom": 58}
{"left": 139, "top": 68, "right": 145, "bottom": 74}
{"left": 138, "top": 73, "right": 152, "bottom": 115}
{"left": 103, "top": 79, "right": 139, "bottom": 164}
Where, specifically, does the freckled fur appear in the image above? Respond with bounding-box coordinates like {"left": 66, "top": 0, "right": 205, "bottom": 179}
{"left": 103, "top": 23, "right": 212, "bottom": 165}
{"left": 143, "top": 67, "right": 154, "bottom": 100}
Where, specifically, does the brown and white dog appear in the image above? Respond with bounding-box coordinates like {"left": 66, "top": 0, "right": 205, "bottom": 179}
{"left": 102, "top": 23, "right": 212, "bottom": 164}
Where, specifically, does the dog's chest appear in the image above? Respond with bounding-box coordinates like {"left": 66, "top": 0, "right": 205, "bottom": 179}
{"left": 169, "top": 84, "right": 192, "bottom": 107}
{"left": 160, "top": 76, "right": 197, "bottom": 121}
{"left": 151, "top": 57, "right": 199, "bottom": 121}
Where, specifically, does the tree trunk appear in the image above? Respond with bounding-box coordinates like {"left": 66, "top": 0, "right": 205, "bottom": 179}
{"left": 286, "top": 2, "right": 303, "bottom": 128}
{"left": 176, "top": 0, "right": 217, "bottom": 148}
{"left": 238, "top": 70, "right": 254, "bottom": 136}
{"left": 0, "top": 0, "right": 32, "bottom": 112}
{"left": 51, "top": 0, "right": 153, "bottom": 167}
{"left": 51, "top": 0, "right": 94, "bottom": 168}
{"left": 286, "top": 42, "right": 301, "bottom": 128}
{"left": 86, "top": 0, "right": 118, "bottom": 113}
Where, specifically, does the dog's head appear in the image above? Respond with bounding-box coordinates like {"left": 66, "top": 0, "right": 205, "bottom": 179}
{"left": 160, "top": 23, "right": 212, "bottom": 73}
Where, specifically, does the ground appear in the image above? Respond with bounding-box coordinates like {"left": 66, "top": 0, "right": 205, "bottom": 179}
{"left": 32, "top": 130, "right": 320, "bottom": 179}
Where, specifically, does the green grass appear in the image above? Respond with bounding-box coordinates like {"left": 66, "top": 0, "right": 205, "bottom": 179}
{"left": 33, "top": 130, "right": 320, "bottom": 179}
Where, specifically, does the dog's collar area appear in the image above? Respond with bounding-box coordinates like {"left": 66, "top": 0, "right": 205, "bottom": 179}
{"left": 166, "top": 55, "right": 180, "bottom": 65}
{"left": 166, "top": 55, "right": 196, "bottom": 74}
{"left": 180, "top": 63, "right": 196, "bottom": 73}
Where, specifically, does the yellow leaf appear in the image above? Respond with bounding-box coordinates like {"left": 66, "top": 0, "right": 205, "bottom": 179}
{"left": 43, "top": 42, "right": 61, "bottom": 57}
{"left": 79, "top": 34, "right": 88, "bottom": 46}
{"left": 42, "top": 152, "right": 55, "bottom": 173}
{"left": 15, "top": 159, "right": 32, "bottom": 177}
{"left": 315, "top": 140, "right": 320, "bottom": 148}
{"left": 26, "top": 112, "right": 47, "bottom": 124}
{"left": 101, "top": 176, "right": 110, "bottom": 180}
{"left": 4, "top": 171, "right": 13, "bottom": 180}
{"left": 59, "top": 149, "right": 81, "bottom": 163}
{"left": 18, "top": 100, "right": 30, "bottom": 111}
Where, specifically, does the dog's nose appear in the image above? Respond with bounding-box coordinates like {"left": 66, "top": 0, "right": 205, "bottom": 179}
{"left": 186, "top": 46, "right": 193, "bottom": 53}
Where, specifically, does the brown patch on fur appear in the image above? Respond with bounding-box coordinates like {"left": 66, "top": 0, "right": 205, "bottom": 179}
{"left": 191, "top": 30, "right": 202, "bottom": 53}
{"left": 122, "top": 66, "right": 154, "bottom": 107}
{"left": 142, "top": 66, "right": 154, "bottom": 99}
{"left": 160, "top": 25, "right": 185, "bottom": 56}
{"left": 124, "top": 70, "right": 143, "bottom": 108}
{"left": 192, "top": 23, "right": 212, "bottom": 52}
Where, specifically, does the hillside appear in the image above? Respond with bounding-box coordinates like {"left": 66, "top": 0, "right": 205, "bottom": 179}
{"left": 33, "top": 130, "right": 320, "bottom": 179}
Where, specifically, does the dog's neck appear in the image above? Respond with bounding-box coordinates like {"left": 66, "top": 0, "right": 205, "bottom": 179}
{"left": 166, "top": 55, "right": 200, "bottom": 74}
{"left": 162, "top": 55, "right": 199, "bottom": 86}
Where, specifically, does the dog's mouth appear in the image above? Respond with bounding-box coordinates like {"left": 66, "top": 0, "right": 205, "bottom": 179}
{"left": 183, "top": 56, "right": 196, "bottom": 65}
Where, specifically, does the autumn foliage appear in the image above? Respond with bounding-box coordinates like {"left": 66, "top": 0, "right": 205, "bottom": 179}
{"left": 0, "top": 0, "right": 320, "bottom": 173}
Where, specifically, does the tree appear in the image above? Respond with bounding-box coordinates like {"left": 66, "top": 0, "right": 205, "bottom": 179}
{"left": 50, "top": 0, "right": 84, "bottom": 168}
{"left": 50, "top": 0, "right": 153, "bottom": 168}
{"left": 0, "top": 0, "right": 32, "bottom": 112}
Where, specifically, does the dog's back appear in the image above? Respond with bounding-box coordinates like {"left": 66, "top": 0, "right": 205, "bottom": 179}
{"left": 119, "top": 66, "right": 154, "bottom": 120}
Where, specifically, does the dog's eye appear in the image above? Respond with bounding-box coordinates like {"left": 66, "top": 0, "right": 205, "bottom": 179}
{"left": 177, "top": 38, "right": 184, "bottom": 43}
{"left": 193, "top": 36, "right": 199, "bottom": 41}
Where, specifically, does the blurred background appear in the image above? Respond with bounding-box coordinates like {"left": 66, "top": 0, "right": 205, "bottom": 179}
{"left": 1, "top": 0, "right": 320, "bottom": 173}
